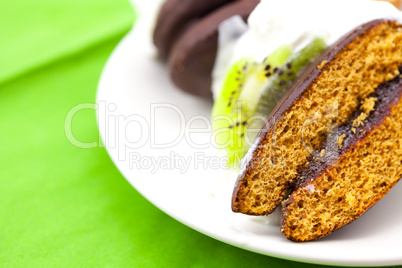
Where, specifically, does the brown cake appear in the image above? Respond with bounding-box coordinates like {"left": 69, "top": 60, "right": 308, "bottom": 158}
{"left": 153, "top": 0, "right": 236, "bottom": 60}
{"left": 153, "top": 0, "right": 260, "bottom": 97}
{"left": 231, "top": 19, "right": 402, "bottom": 241}
{"left": 168, "top": 0, "right": 259, "bottom": 98}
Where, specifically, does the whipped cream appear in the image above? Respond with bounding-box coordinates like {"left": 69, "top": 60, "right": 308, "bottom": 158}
{"left": 212, "top": 0, "right": 402, "bottom": 98}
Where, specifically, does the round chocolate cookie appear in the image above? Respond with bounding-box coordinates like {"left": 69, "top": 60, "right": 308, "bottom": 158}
{"left": 168, "top": 0, "right": 260, "bottom": 98}
{"left": 153, "top": 0, "right": 236, "bottom": 60}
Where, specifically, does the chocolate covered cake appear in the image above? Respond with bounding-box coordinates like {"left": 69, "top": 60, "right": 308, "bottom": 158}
{"left": 231, "top": 19, "right": 402, "bottom": 240}
{"left": 153, "top": 0, "right": 235, "bottom": 60}
{"left": 168, "top": 0, "right": 259, "bottom": 98}
{"left": 153, "top": 0, "right": 259, "bottom": 97}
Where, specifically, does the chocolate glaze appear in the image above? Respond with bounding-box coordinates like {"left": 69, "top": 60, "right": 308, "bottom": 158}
{"left": 153, "top": 0, "right": 235, "bottom": 60}
{"left": 168, "top": 0, "right": 260, "bottom": 98}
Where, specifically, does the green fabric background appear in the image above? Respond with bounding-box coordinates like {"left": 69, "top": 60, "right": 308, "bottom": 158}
{"left": 0, "top": 0, "right": 400, "bottom": 267}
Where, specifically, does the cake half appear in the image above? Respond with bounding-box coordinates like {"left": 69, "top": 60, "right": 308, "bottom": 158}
{"left": 232, "top": 19, "right": 402, "bottom": 221}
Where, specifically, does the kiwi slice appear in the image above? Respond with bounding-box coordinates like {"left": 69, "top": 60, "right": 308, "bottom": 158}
{"left": 212, "top": 58, "right": 253, "bottom": 165}
{"left": 212, "top": 45, "right": 292, "bottom": 165}
{"left": 239, "top": 45, "right": 293, "bottom": 116}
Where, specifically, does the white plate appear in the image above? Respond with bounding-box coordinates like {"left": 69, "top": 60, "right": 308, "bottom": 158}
{"left": 96, "top": 1, "right": 402, "bottom": 266}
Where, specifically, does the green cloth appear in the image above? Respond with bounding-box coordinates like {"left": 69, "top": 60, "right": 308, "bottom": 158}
{"left": 0, "top": 1, "right": 396, "bottom": 267}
